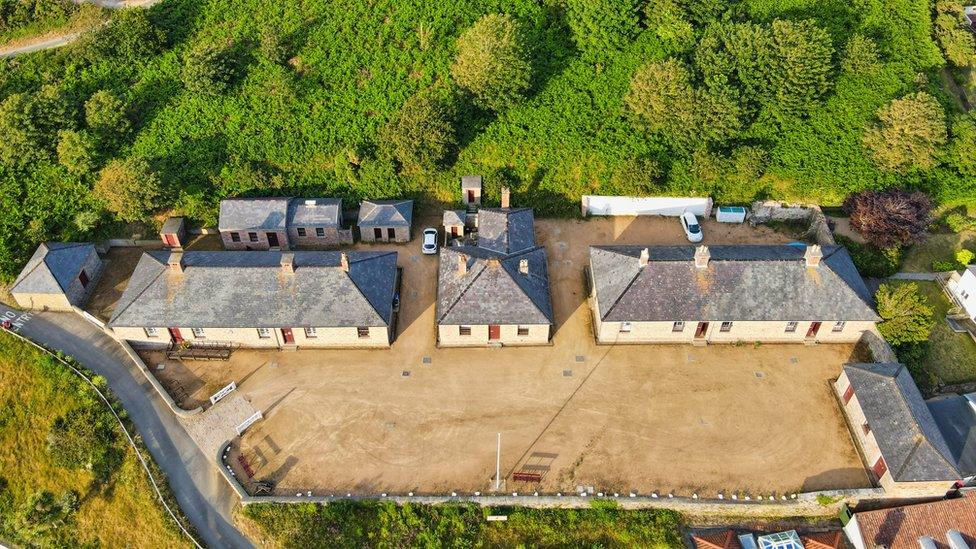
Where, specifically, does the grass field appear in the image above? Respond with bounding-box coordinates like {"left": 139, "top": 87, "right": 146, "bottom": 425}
{"left": 901, "top": 231, "right": 976, "bottom": 272}
{"left": 903, "top": 281, "right": 976, "bottom": 384}
{"left": 0, "top": 332, "right": 192, "bottom": 548}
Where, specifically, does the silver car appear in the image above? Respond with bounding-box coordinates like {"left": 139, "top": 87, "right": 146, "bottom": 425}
{"left": 422, "top": 228, "right": 438, "bottom": 254}
{"left": 680, "top": 212, "right": 703, "bottom": 243}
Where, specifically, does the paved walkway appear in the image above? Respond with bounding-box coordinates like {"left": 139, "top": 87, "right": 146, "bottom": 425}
{"left": 888, "top": 272, "right": 938, "bottom": 281}
{"left": 0, "top": 305, "right": 253, "bottom": 549}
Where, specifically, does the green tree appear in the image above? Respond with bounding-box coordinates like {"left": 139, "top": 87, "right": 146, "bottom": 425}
{"left": 182, "top": 41, "right": 237, "bottom": 95}
{"left": 934, "top": 0, "right": 976, "bottom": 68}
{"left": 625, "top": 59, "right": 697, "bottom": 146}
{"left": 84, "top": 90, "right": 130, "bottom": 148}
{"left": 565, "top": 0, "right": 640, "bottom": 55}
{"left": 380, "top": 91, "right": 456, "bottom": 171}
{"left": 0, "top": 85, "right": 72, "bottom": 166}
{"left": 841, "top": 34, "right": 882, "bottom": 74}
{"left": 956, "top": 249, "right": 974, "bottom": 267}
{"left": 769, "top": 19, "right": 833, "bottom": 115}
{"left": 644, "top": 0, "right": 695, "bottom": 53}
{"left": 92, "top": 157, "right": 161, "bottom": 221}
{"left": 863, "top": 92, "right": 947, "bottom": 173}
{"left": 56, "top": 129, "right": 97, "bottom": 175}
{"left": 451, "top": 14, "right": 532, "bottom": 112}
{"left": 78, "top": 7, "right": 165, "bottom": 63}
{"left": 943, "top": 113, "right": 976, "bottom": 177}
{"left": 876, "top": 283, "right": 935, "bottom": 346}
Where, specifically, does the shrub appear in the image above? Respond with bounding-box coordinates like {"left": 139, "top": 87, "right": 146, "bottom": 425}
{"left": 379, "top": 91, "right": 456, "bottom": 171}
{"left": 956, "top": 249, "right": 974, "bottom": 267}
{"left": 863, "top": 92, "right": 947, "bottom": 173}
{"left": 46, "top": 407, "right": 120, "bottom": 483}
{"left": 451, "top": 14, "right": 532, "bottom": 112}
{"left": 92, "top": 157, "right": 161, "bottom": 222}
{"left": 943, "top": 212, "right": 976, "bottom": 232}
{"left": 934, "top": 0, "right": 976, "bottom": 68}
{"left": 843, "top": 188, "right": 934, "bottom": 248}
{"left": 932, "top": 259, "right": 958, "bottom": 272}
{"left": 182, "top": 41, "right": 237, "bottom": 95}
{"left": 835, "top": 235, "right": 903, "bottom": 278}
{"left": 84, "top": 90, "right": 130, "bottom": 149}
{"left": 841, "top": 34, "right": 882, "bottom": 74}
{"left": 56, "top": 129, "right": 96, "bottom": 175}
{"left": 898, "top": 342, "right": 938, "bottom": 391}
{"left": 565, "top": 0, "right": 641, "bottom": 55}
{"left": 876, "top": 282, "right": 935, "bottom": 346}
{"left": 625, "top": 59, "right": 696, "bottom": 146}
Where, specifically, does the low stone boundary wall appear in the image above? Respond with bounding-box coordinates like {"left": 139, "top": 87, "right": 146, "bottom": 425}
{"left": 749, "top": 201, "right": 835, "bottom": 246}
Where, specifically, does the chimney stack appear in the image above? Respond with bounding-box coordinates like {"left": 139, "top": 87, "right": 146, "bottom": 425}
{"left": 457, "top": 254, "right": 467, "bottom": 276}
{"left": 500, "top": 186, "right": 510, "bottom": 209}
{"left": 340, "top": 251, "right": 349, "bottom": 272}
{"left": 281, "top": 252, "right": 294, "bottom": 275}
{"left": 168, "top": 252, "right": 184, "bottom": 273}
{"left": 638, "top": 248, "right": 649, "bottom": 268}
{"left": 694, "top": 245, "right": 710, "bottom": 269}
{"left": 519, "top": 258, "right": 529, "bottom": 275}
{"left": 805, "top": 244, "right": 823, "bottom": 268}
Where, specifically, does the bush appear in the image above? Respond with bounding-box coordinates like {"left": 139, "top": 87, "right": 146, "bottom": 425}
{"left": 379, "top": 91, "right": 457, "bottom": 171}
{"left": 451, "top": 14, "right": 532, "bottom": 112}
{"left": 943, "top": 212, "right": 976, "bottom": 232}
{"left": 92, "top": 157, "right": 161, "bottom": 222}
{"left": 932, "top": 259, "right": 958, "bottom": 272}
{"left": 898, "top": 342, "right": 938, "bottom": 391}
{"left": 843, "top": 188, "right": 934, "bottom": 248}
{"left": 46, "top": 406, "right": 121, "bottom": 483}
{"left": 565, "top": 0, "right": 641, "bottom": 55}
{"left": 835, "top": 235, "right": 903, "bottom": 278}
{"left": 863, "top": 92, "right": 947, "bottom": 173}
{"left": 182, "top": 41, "right": 237, "bottom": 95}
{"left": 956, "top": 249, "right": 974, "bottom": 267}
{"left": 876, "top": 282, "right": 935, "bottom": 346}
{"left": 56, "top": 129, "right": 96, "bottom": 176}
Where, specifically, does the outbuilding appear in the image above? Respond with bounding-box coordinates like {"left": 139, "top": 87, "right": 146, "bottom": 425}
{"left": 160, "top": 216, "right": 187, "bottom": 249}
{"left": 11, "top": 242, "right": 103, "bottom": 311}
{"left": 358, "top": 200, "right": 413, "bottom": 243}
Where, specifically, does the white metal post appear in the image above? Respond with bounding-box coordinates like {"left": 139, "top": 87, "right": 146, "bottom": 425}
{"left": 495, "top": 432, "right": 501, "bottom": 491}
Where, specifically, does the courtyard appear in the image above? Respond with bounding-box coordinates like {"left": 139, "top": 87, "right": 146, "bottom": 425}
{"left": 140, "top": 214, "right": 869, "bottom": 496}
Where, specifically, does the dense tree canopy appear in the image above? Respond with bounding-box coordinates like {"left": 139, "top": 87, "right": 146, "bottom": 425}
{"left": 451, "top": 13, "right": 532, "bottom": 112}
{"left": 843, "top": 188, "right": 935, "bottom": 248}
{"left": 876, "top": 283, "right": 935, "bottom": 346}
{"left": 380, "top": 91, "right": 457, "bottom": 171}
{"left": 863, "top": 92, "right": 947, "bottom": 173}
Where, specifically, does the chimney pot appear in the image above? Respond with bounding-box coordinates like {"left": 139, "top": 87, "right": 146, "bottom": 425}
{"left": 340, "top": 251, "right": 349, "bottom": 272}
{"left": 501, "top": 187, "right": 510, "bottom": 209}
{"left": 281, "top": 252, "right": 295, "bottom": 274}
{"left": 805, "top": 244, "right": 823, "bottom": 267}
{"left": 639, "top": 248, "right": 649, "bottom": 268}
{"left": 519, "top": 258, "right": 529, "bottom": 275}
{"left": 457, "top": 254, "right": 467, "bottom": 276}
{"left": 168, "top": 252, "right": 184, "bottom": 273}
{"left": 694, "top": 245, "right": 710, "bottom": 269}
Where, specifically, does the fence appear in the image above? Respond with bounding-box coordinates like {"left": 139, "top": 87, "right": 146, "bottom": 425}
{"left": 581, "top": 196, "right": 712, "bottom": 218}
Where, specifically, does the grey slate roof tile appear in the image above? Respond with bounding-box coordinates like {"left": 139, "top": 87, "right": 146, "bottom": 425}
{"left": 358, "top": 200, "right": 413, "bottom": 227}
{"left": 108, "top": 250, "right": 398, "bottom": 328}
{"left": 590, "top": 245, "right": 879, "bottom": 322}
{"left": 461, "top": 175, "right": 482, "bottom": 189}
{"left": 845, "top": 363, "right": 962, "bottom": 482}
{"left": 287, "top": 198, "right": 342, "bottom": 227}
{"left": 477, "top": 208, "right": 535, "bottom": 255}
{"left": 11, "top": 243, "right": 95, "bottom": 295}
{"left": 218, "top": 198, "right": 290, "bottom": 231}
{"left": 926, "top": 395, "right": 976, "bottom": 477}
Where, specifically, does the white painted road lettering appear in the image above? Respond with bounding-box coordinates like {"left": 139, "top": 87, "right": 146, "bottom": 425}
{"left": 1, "top": 310, "right": 31, "bottom": 331}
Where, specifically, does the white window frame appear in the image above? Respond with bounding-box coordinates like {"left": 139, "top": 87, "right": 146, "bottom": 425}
{"left": 144, "top": 327, "right": 158, "bottom": 338}
{"left": 672, "top": 321, "right": 684, "bottom": 332}
{"left": 191, "top": 327, "right": 205, "bottom": 339}
{"left": 517, "top": 325, "right": 529, "bottom": 336}
{"left": 720, "top": 321, "right": 733, "bottom": 332}
{"left": 257, "top": 328, "right": 271, "bottom": 339}
{"left": 304, "top": 327, "right": 317, "bottom": 338}
{"left": 785, "top": 321, "right": 798, "bottom": 333}
{"left": 832, "top": 321, "right": 846, "bottom": 333}
{"left": 459, "top": 325, "right": 472, "bottom": 336}
{"left": 619, "top": 322, "right": 632, "bottom": 333}
{"left": 357, "top": 326, "right": 370, "bottom": 338}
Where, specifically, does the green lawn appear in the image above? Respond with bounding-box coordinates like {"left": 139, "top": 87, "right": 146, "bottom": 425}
{"left": 0, "top": 332, "right": 193, "bottom": 548}
{"left": 900, "top": 231, "right": 976, "bottom": 272}
{"left": 903, "top": 281, "right": 976, "bottom": 384}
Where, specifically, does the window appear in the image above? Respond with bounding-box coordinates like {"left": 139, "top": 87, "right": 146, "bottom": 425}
{"left": 517, "top": 326, "right": 530, "bottom": 336}
{"left": 316, "top": 227, "right": 325, "bottom": 237}
{"left": 78, "top": 270, "right": 89, "bottom": 288}
{"left": 672, "top": 321, "right": 685, "bottom": 332}
{"left": 963, "top": 290, "right": 971, "bottom": 300}
{"left": 191, "top": 327, "right": 205, "bottom": 339}
{"left": 248, "top": 232, "right": 258, "bottom": 242}
{"left": 861, "top": 422, "right": 871, "bottom": 435}
{"left": 459, "top": 326, "right": 472, "bottom": 336}
{"left": 619, "top": 322, "right": 632, "bottom": 333}
{"left": 304, "top": 327, "right": 317, "bottom": 338}
{"left": 144, "top": 327, "right": 158, "bottom": 338}
{"left": 785, "top": 321, "right": 798, "bottom": 333}
{"left": 357, "top": 326, "right": 370, "bottom": 338}
{"left": 297, "top": 228, "right": 307, "bottom": 237}
{"left": 230, "top": 232, "right": 241, "bottom": 243}
{"left": 257, "top": 328, "right": 270, "bottom": 339}
{"left": 832, "top": 321, "right": 846, "bottom": 333}
{"left": 720, "top": 321, "right": 733, "bottom": 332}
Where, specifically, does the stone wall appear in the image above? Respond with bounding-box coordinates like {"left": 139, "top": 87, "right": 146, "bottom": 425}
{"left": 749, "top": 201, "right": 835, "bottom": 246}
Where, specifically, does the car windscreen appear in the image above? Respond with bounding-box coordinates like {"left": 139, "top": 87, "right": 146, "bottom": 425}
{"left": 688, "top": 223, "right": 701, "bottom": 233}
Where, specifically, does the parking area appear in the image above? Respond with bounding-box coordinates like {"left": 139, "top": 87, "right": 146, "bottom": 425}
{"left": 142, "top": 214, "right": 867, "bottom": 496}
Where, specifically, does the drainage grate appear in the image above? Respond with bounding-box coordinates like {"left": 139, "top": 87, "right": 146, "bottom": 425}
{"left": 575, "top": 355, "right": 585, "bottom": 363}
{"left": 563, "top": 369, "right": 573, "bottom": 377}
{"left": 422, "top": 356, "right": 431, "bottom": 364}
{"left": 755, "top": 371, "right": 764, "bottom": 378}
{"left": 401, "top": 370, "right": 411, "bottom": 377}
{"left": 790, "top": 357, "right": 799, "bottom": 364}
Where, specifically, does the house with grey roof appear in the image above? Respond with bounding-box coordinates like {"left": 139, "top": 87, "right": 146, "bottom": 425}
{"left": 358, "top": 200, "right": 413, "bottom": 243}
{"left": 586, "top": 244, "right": 880, "bottom": 345}
{"left": 286, "top": 198, "right": 353, "bottom": 248}
{"left": 11, "top": 243, "right": 102, "bottom": 311}
{"left": 436, "top": 194, "right": 553, "bottom": 347}
{"left": 108, "top": 250, "right": 399, "bottom": 349}
{"left": 834, "top": 363, "right": 976, "bottom": 497}
{"left": 219, "top": 197, "right": 291, "bottom": 250}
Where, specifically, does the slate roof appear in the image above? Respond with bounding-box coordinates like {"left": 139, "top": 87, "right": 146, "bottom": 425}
{"left": 926, "top": 395, "right": 976, "bottom": 477}
{"left": 437, "top": 245, "right": 553, "bottom": 326}
{"left": 108, "top": 251, "right": 398, "bottom": 328}
{"left": 218, "top": 198, "right": 290, "bottom": 231}
{"left": 844, "top": 363, "right": 962, "bottom": 482}
{"left": 589, "top": 245, "right": 879, "bottom": 322}
{"left": 477, "top": 208, "right": 536, "bottom": 255}
{"left": 358, "top": 200, "right": 413, "bottom": 227}
{"left": 853, "top": 493, "right": 976, "bottom": 548}
{"left": 11, "top": 243, "right": 95, "bottom": 295}
{"left": 160, "top": 217, "right": 185, "bottom": 234}
{"left": 461, "top": 175, "right": 482, "bottom": 189}
{"left": 443, "top": 210, "right": 466, "bottom": 226}
{"left": 287, "top": 198, "right": 342, "bottom": 227}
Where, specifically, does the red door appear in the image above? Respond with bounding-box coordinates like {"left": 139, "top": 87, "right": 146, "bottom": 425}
{"left": 806, "top": 322, "right": 822, "bottom": 338}
{"left": 451, "top": 226, "right": 458, "bottom": 237}
{"left": 872, "top": 456, "right": 887, "bottom": 480}
{"left": 164, "top": 234, "right": 177, "bottom": 247}
{"left": 843, "top": 384, "right": 855, "bottom": 404}
{"left": 281, "top": 328, "right": 294, "bottom": 344}
{"left": 168, "top": 328, "right": 183, "bottom": 344}
{"left": 467, "top": 190, "right": 475, "bottom": 203}
{"left": 695, "top": 322, "right": 709, "bottom": 338}
{"left": 489, "top": 325, "right": 501, "bottom": 340}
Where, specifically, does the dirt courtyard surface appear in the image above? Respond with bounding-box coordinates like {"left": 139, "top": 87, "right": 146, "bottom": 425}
{"left": 157, "top": 215, "right": 873, "bottom": 497}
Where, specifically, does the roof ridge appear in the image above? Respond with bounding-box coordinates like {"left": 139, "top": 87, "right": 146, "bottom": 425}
{"left": 501, "top": 251, "right": 550, "bottom": 321}
{"left": 437, "top": 252, "right": 488, "bottom": 323}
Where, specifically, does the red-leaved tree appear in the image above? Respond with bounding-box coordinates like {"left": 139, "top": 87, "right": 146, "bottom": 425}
{"left": 843, "top": 188, "right": 933, "bottom": 248}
